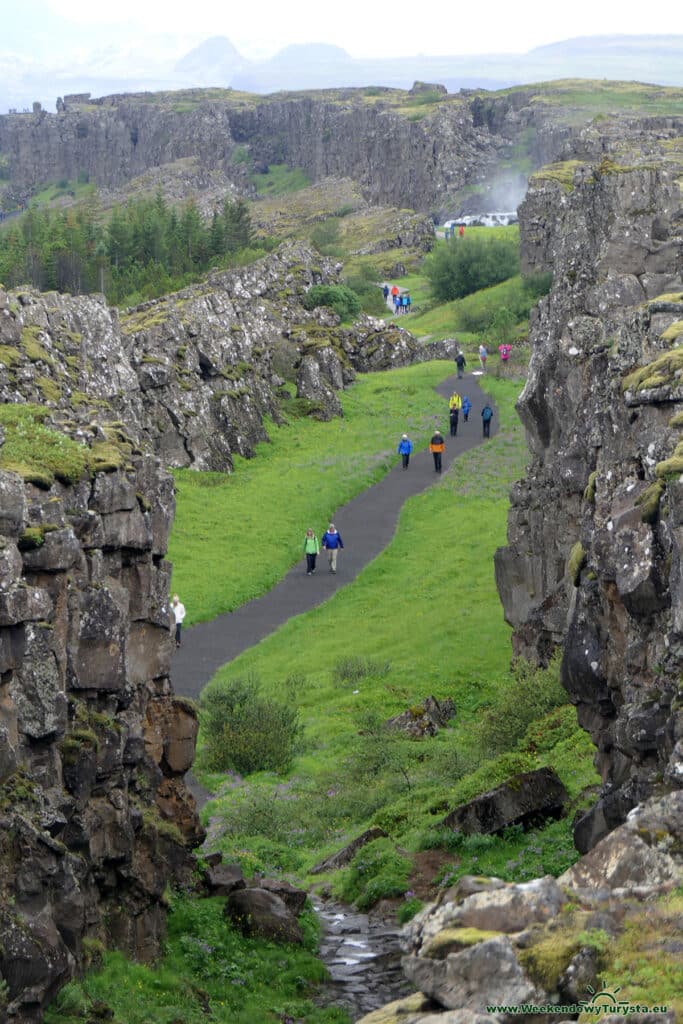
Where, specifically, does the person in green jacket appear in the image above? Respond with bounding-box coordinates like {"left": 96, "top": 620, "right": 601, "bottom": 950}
{"left": 303, "top": 528, "right": 320, "bottom": 575}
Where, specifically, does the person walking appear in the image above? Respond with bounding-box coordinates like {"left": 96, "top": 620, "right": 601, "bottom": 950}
{"left": 458, "top": 224, "right": 465, "bottom": 238}
{"left": 383, "top": 283, "right": 390, "bottom": 302}
{"left": 393, "top": 292, "right": 401, "bottom": 316}
{"left": 303, "top": 528, "right": 320, "bottom": 575}
{"left": 498, "top": 343, "right": 512, "bottom": 362}
{"left": 429, "top": 429, "right": 445, "bottom": 473}
{"left": 455, "top": 349, "right": 466, "bottom": 378}
{"left": 481, "top": 403, "right": 494, "bottom": 438}
{"left": 171, "top": 594, "right": 186, "bottom": 648}
{"left": 478, "top": 343, "right": 488, "bottom": 372}
{"left": 405, "top": 293, "right": 412, "bottom": 313}
{"left": 397, "top": 433, "right": 413, "bottom": 469}
{"left": 462, "top": 395, "right": 472, "bottom": 422}
{"left": 448, "top": 391, "right": 462, "bottom": 437}
{"left": 321, "top": 523, "right": 344, "bottom": 573}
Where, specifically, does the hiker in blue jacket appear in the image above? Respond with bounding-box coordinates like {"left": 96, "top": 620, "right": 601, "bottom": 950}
{"left": 481, "top": 403, "right": 494, "bottom": 438}
{"left": 462, "top": 396, "right": 472, "bottom": 422}
{"left": 322, "top": 523, "right": 344, "bottom": 574}
{"left": 397, "top": 433, "right": 413, "bottom": 469}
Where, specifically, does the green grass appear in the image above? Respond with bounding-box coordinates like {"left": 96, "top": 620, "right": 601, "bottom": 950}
{"left": 0, "top": 404, "right": 90, "bottom": 487}
{"left": 45, "top": 895, "right": 350, "bottom": 1024}
{"left": 29, "top": 176, "right": 96, "bottom": 207}
{"left": 168, "top": 361, "right": 456, "bottom": 624}
{"left": 251, "top": 163, "right": 311, "bottom": 197}
{"left": 195, "top": 378, "right": 597, "bottom": 890}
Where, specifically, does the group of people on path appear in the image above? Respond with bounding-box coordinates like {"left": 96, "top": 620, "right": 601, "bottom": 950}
{"left": 399, "top": 391, "right": 494, "bottom": 476}
{"left": 457, "top": 343, "right": 513, "bottom": 375}
{"left": 303, "top": 523, "right": 344, "bottom": 576}
{"left": 383, "top": 283, "right": 412, "bottom": 315}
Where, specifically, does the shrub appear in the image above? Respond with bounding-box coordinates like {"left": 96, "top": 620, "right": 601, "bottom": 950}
{"left": 302, "top": 284, "right": 361, "bottom": 321}
{"left": 476, "top": 655, "right": 566, "bottom": 756}
{"left": 397, "top": 896, "right": 423, "bottom": 924}
{"left": 200, "top": 675, "right": 302, "bottom": 775}
{"left": 332, "top": 656, "right": 391, "bottom": 686}
{"left": 310, "top": 218, "right": 342, "bottom": 256}
{"left": 338, "top": 837, "right": 412, "bottom": 909}
{"left": 425, "top": 234, "right": 520, "bottom": 301}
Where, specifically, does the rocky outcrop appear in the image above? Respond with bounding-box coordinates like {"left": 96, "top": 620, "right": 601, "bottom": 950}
{"left": 0, "top": 242, "right": 425, "bottom": 472}
{"left": 441, "top": 768, "right": 568, "bottom": 835}
{"left": 0, "top": 438, "right": 202, "bottom": 1021}
{"left": 494, "top": 140, "right": 683, "bottom": 849}
{"left": 360, "top": 793, "right": 683, "bottom": 1023}
{"left": 0, "top": 87, "right": 579, "bottom": 216}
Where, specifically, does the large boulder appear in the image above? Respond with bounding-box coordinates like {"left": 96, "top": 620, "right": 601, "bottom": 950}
{"left": 224, "top": 888, "right": 303, "bottom": 944}
{"left": 442, "top": 768, "right": 568, "bottom": 835}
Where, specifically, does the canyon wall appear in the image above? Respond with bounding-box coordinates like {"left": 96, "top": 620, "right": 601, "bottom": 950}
{"left": 495, "top": 140, "right": 683, "bottom": 852}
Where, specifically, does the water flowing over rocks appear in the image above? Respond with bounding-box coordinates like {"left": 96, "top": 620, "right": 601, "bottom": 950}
{"left": 0, "top": 451, "right": 202, "bottom": 1022}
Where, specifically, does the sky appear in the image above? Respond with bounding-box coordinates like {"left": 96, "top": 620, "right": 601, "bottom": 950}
{"left": 46, "top": 0, "right": 683, "bottom": 61}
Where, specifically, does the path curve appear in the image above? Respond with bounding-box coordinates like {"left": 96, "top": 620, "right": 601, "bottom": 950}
{"left": 171, "top": 371, "right": 496, "bottom": 705}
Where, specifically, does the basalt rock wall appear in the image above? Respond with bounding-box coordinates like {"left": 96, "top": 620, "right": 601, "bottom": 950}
{"left": 0, "top": 242, "right": 423, "bottom": 473}
{"left": 0, "top": 90, "right": 573, "bottom": 214}
{"left": 0, "top": 449, "right": 203, "bottom": 1022}
{"left": 495, "top": 148, "right": 683, "bottom": 851}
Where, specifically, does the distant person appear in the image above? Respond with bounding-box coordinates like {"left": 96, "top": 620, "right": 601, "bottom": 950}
{"left": 391, "top": 284, "right": 399, "bottom": 301}
{"left": 498, "top": 343, "right": 512, "bottom": 362}
{"left": 397, "top": 433, "right": 413, "bottom": 469}
{"left": 448, "top": 391, "right": 462, "bottom": 436}
{"left": 462, "top": 395, "right": 472, "bottom": 422}
{"left": 455, "top": 350, "right": 466, "bottom": 378}
{"left": 303, "top": 528, "right": 320, "bottom": 575}
{"left": 458, "top": 224, "right": 465, "bottom": 238}
{"left": 481, "top": 403, "right": 494, "bottom": 438}
{"left": 400, "top": 293, "right": 409, "bottom": 315}
{"left": 322, "top": 523, "right": 344, "bottom": 574}
{"left": 478, "top": 343, "right": 488, "bottom": 372}
{"left": 383, "top": 284, "right": 390, "bottom": 301}
{"left": 405, "top": 293, "right": 412, "bottom": 313}
{"left": 171, "top": 594, "right": 186, "bottom": 648}
{"left": 429, "top": 429, "right": 445, "bottom": 473}
{"left": 393, "top": 292, "right": 401, "bottom": 316}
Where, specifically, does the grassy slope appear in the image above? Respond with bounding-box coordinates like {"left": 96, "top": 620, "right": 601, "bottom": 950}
{"left": 197, "top": 377, "right": 598, "bottom": 885}
{"left": 168, "top": 361, "right": 456, "bottom": 624}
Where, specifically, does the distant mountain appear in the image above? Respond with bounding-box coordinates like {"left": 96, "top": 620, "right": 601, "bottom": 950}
{"left": 174, "top": 35, "right": 249, "bottom": 82}
{"left": 3, "top": 33, "right": 683, "bottom": 113}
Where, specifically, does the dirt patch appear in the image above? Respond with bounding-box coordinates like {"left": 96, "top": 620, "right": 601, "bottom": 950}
{"left": 408, "top": 848, "right": 458, "bottom": 901}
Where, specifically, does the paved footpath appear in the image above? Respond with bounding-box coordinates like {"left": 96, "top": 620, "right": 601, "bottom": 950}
{"left": 171, "top": 371, "right": 496, "bottom": 706}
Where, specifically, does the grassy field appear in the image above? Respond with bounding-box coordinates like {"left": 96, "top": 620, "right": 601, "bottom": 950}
{"left": 168, "top": 361, "right": 457, "bottom": 624}
{"left": 195, "top": 376, "right": 598, "bottom": 890}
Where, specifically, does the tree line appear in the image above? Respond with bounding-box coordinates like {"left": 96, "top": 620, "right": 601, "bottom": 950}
{"left": 0, "top": 192, "right": 258, "bottom": 307}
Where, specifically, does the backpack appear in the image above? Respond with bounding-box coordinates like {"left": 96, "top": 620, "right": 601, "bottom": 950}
{"left": 482, "top": 406, "right": 493, "bottom": 421}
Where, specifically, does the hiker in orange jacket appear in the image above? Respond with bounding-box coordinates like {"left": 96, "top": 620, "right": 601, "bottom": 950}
{"left": 429, "top": 430, "right": 445, "bottom": 473}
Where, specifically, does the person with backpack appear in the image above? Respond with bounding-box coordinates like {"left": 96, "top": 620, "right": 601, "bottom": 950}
{"left": 429, "top": 430, "right": 445, "bottom": 473}
{"left": 321, "top": 523, "right": 344, "bottom": 574}
{"left": 481, "top": 403, "right": 494, "bottom": 438}
{"left": 303, "top": 528, "right": 320, "bottom": 575}
{"left": 397, "top": 433, "right": 413, "bottom": 469}
{"left": 455, "top": 350, "right": 466, "bottom": 378}
{"left": 462, "top": 395, "right": 472, "bottom": 422}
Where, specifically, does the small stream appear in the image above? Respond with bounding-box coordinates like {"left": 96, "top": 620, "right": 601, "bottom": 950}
{"left": 313, "top": 898, "right": 412, "bottom": 1020}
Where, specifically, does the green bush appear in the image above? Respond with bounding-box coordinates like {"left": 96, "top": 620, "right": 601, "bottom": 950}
{"left": 200, "top": 675, "right": 302, "bottom": 775}
{"left": 310, "top": 218, "right": 342, "bottom": 256}
{"left": 338, "top": 838, "right": 412, "bottom": 909}
{"left": 302, "top": 284, "right": 361, "bottom": 321}
{"left": 476, "top": 655, "right": 566, "bottom": 756}
{"left": 425, "top": 234, "right": 520, "bottom": 301}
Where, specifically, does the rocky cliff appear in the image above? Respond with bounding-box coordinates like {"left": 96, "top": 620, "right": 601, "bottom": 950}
{"left": 494, "top": 135, "right": 683, "bottom": 851}
{"left": 0, "top": 87, "right": 573, "bottom": 215}
{"left": 0, "top": 242, "right": 424, "bottom": 473}
{"left": 0, "top": 432, "right": 203, "bottom": 1021}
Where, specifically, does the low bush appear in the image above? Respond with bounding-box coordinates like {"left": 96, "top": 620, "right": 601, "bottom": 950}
{"left": 338, "top": 837, "right": 412, "bottom": 909}
{"left": 200, "top": 675, "right": 302, "bottom": 775}
{"left": 424, "top": 232, "right": 520, "bottom": 302}
{"left": 476, "top": 655, "right": 566, "bottom": 757}
{"left": 302, "top": 284, "right": 361, "bottom": 321}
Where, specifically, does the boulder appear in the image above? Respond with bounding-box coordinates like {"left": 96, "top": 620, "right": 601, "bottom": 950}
{"left": 224, "top": 888, "right": 303, "bottom": 944}
{"left": 387, "top": 696, "right": 456, "bottom": 738}
{"left": 204, "top": 862, "right": 246, "bottom": 897}
{"left": 442, "top": 768, "right": 568, "bottom": 835}
{"left": 310, "top": 826, "right": 388, "bottom": 874}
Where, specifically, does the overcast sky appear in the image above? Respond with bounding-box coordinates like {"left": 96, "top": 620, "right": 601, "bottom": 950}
{"left": 46, "top": 0, "right": 683, "bottom": 60}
